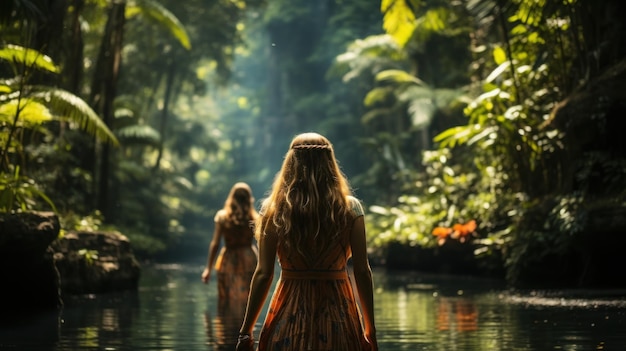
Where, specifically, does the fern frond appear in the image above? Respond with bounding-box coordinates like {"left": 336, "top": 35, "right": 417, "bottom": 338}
{"left": 126, "top": 0, "right": 191, "bottom": 50}
{"left": 0, "top": 44, "right": 59, "bottom": 73}
{"left": 116, "top": 124, "right": 161, "bottom": 146}
{"left": 30, "top": 87, "right": 119, "bottom": 146}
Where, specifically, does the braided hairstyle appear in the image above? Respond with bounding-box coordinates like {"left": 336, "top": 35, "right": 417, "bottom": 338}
{"left": 257, "top": 132, "right": 353, "bottom": 258}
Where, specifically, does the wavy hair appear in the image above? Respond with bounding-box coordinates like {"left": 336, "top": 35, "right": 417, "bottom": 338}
{"left": 257, "top": 133, "right": 353, "bottom": 257}
{"left": 223, "top": 182, "right": 258, "bottom": 228}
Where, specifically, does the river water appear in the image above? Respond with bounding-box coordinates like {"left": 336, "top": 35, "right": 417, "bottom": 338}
{"left": 2, "top": 261, "right": 626, "bottom": 350}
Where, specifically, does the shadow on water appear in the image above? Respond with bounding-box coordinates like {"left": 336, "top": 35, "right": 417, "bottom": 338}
{"left": 0, "top": 309, "right": 60, "bottom": 350}
{"left": 1, "top": 262, "right": 626, "bottom": 350}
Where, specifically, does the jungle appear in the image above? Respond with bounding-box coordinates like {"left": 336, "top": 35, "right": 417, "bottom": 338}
{"left": 1, "top": 0, "right": 625, "bottom": 290}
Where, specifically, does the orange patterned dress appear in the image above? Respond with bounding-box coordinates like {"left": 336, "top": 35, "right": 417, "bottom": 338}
{"left": 214, "top": 210, "right": 258, "bottom": 306}
{"left": 257, "top": 197, "right": 368, "bottom": 351}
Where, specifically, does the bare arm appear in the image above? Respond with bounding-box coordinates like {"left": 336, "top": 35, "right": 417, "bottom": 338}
{"left": 202, "top": 221, "right": 223, "bottom": 284}
{"left": 350, "top": 215, "right": 378, "bottom": 349}
{"left": 238, "top": 227, "right": 277, "bottom": 336}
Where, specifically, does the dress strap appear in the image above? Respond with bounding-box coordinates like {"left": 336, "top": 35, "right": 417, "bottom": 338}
{"left": 281, "top": 269, "right": 348, "bottom": 280}
{"left": 348, "top": 195, "right": 364, "bottom": 217}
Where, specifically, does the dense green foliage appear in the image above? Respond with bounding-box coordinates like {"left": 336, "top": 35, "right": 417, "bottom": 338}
{"left": 2, "top": 0, "right": 625, "bottom": 286}
{"left": 367, "top": 0, "right": 626, "bottom": 285}
{"left": 1, "top": 0, "right": 264, "bottom": 257}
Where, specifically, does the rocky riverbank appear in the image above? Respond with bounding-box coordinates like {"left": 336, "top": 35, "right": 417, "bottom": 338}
{"left": 0, "top": 211, "right": 141, "bottom": 324}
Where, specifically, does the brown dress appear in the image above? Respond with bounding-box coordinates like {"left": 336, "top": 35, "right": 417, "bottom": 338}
{"left": 214, "top": 210, "right": 258, "bottom": 307}
{"left": 257, "top": 197, "right": 367, "bottom": 351}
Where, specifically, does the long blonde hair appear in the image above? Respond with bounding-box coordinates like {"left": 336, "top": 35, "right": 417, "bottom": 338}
{"left": 223, "top": 182, "right": 258, "bottom": 228}
{"left": 257, "top": 132, "right": 353, "bottom": 256}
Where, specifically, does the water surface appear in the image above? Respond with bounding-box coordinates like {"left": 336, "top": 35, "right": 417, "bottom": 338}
{"left": 1, "top": 262, "right": 625, "bottom": 350}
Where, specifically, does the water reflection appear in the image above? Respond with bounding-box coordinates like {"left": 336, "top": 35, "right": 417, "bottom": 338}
{"left": 58, "top": 291, "right": 139, "bottom": 350}
{"left": 2, "top": 263, "right": 626, "bottom": 350}
{"left": 204, "top": 293, "right": 248, "bottom": 350}
{"left": 436, "top": 298, "right": 478, "bottom": 332}
{"left": 374, "top": 270, "right": 626, "bottom": 350}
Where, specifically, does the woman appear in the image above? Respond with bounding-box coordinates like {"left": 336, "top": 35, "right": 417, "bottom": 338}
{"left": 236, "top": 133, "right": 378, "bottom": 351}
{"left": 202, "top": 182, "right": 259, "bottom": 308}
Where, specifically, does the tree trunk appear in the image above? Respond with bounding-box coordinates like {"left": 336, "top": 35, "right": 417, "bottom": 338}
{"left": 89, "top": 2, "right": 126, "bottom": 220}
{"left": 66, "top": 0, "right": 85, "bottom": 94}
{"left": 154, "top": 61, "right": 177, "bottom": 171}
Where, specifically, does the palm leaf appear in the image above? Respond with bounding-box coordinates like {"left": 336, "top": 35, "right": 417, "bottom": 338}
{"left": 433, "top": 125, "right": 476, "bottom": 148}
{"left": 30, "top": 87, "right": 119, "bottom": 145}
{"left": 397, "top": 84, "right": 432, "bottom": 101}
{"left": 381, "top": 0, "right": 419, "bottom": 47}
{"left": 126, "top": 0, "right": 191, "bottom": 50}
{"left": 407, "top": 97, "right": 434, "bottom": 129}
{"left": 0, "top": 44, "right": 59, "bottom": 73}
{"left": 0, "top": 98, "right": 53, "bottom": 126}
{"left": 364, "top": 86, "right": 394, "bottom": 107}
{"left": 116, "top": 124, "right": 161, "bottom": 146}
{"left": 331, "top": 35, "right": 406, "bottom": 82}
{"left": 413, "top": 7, "right": 450, "bottom": 42}
{"left": 376, "top": 69, "right": 425, "bottom": 85}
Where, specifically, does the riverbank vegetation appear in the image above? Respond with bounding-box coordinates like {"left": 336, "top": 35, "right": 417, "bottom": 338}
{"left": 1, "top": 0, "right": 624, "bottom": 287}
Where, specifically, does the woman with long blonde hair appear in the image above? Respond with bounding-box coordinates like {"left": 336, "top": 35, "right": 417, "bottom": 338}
{"left": 236, "top": 133, "right": 378, "bottom": 351}
{"left": 202, "top": 182, "right": 259, "bottom": 308}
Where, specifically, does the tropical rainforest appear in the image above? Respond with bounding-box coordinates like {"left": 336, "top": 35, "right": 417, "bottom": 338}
{"left": 1, "top": 0, "right": 625, "bottom": 288}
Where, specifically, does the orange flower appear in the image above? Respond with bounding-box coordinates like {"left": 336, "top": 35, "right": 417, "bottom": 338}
{"left": 432, "top": 226, "right": 452, "bottom": 237}
{"left": 432, "top": 226, "right": 452, "bottom": 246}
{"left": 451, "top": 220, "right": 477, "bottom": 242}
{"left": 464, "top": 219, "right": 477, "bottom": 233}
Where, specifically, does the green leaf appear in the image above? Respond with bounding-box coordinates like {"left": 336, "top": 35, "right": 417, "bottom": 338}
{"left": 381, "top": 0, "right": 418, "bottom": 47}
{"left": 407, "top": 98, "right": 434, "bottom": 129}
{"left": 510, "top": 24, "right": 527, "bottom": 35}
{"left": 127, "top": 0, "right": 191, "bottom": 50}
{"left": 417, "top": 7, "right": 448, "bottom": 32}
{"left": 30, "top": 87, "right": 119, "bottom": 146}
{"left": 0, "top": 45, "right": 60, "bottom": 73}
{"left": 433, "top": 125, "right": 465, "bottom": 143}
{"left": 493, "top": 45, "right": 507, "bottom": 65}
{"left": 467, "top": 126, "right": 496, "bottom": 146}
{"left": 116, "top": 124, "right": 161, "bottom": 146}
{"left": 527, "top": 32, "right": 543, "bottom": 44}
{"left": 0, "top": 99, "right": 53, "bottom": 126}
{"left": 375, "top": 69, "right": 425, "bottom": 85}
{"left": 0, "top": 84, "right": 12, "bottom": 93}
{"left": 364, "top": 86, "right": 393, "bottom": 107}
{"left": 485, "top": 62, "right": 510, "bottom": 83}
{"left": 433, "top": 125, "right": 474, "bottom": 148}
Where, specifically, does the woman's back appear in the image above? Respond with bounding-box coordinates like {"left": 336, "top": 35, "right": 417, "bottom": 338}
{"left": 275, "top": 196, "right": 361, "bottom": 272}
{"left": 236, "top": 133, "right": 377, "bottom": 351}
{"left": 213, "top": 210, "right": 258, "bottom": 307}
{"left": 216, "top": 210, "right": 255, "bottom": 249}
{"left": 257, "top": 197, "right": 366, "bottom": 351}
